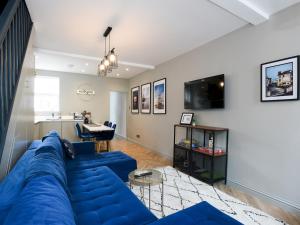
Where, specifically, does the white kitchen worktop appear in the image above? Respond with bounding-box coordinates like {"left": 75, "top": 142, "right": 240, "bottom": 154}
{"left": 35, "top": 119, "right": 83, "bottom": 123}
{"left": 34, "top": 116, "right": 84, "bottom": 124}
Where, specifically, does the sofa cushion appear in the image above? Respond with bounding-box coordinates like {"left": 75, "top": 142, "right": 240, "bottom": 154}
{"left": 68, "top": 166, "right": 157, "bottom": 225}
{"left": 62, "top": 139, "right": 75, "bottom": 159}
{"left": 0, "top": 141, "right": 41, "bottom": 223}
{"left": 3, "top": 175, "right": 76, "bottom": 225}
{"left": 41, "top": 130, "right": 65, "bottom": 160}
{"left": 147, "top": 201, "right": 242, "bottom": 225}
{"left": 26, "top": 132, "right": 67, "bottom": 188}
{"left": 41, "top": 130, "right": 61, "bottom": 141}
{"left": 27, "top": 145, "right": 68, "bottom": 193}
{"left": 27, "top": 140, "right": 42, "bottom": 150}
{"left": 66, "top": 151, "right": 137, "bottom": 182}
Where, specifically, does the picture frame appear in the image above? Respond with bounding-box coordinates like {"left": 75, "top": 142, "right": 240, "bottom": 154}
{"left": 131, "top": 86, "right": 139, "bottom": 114}
{"left": 141, "top": 83, "right": 151, "bottom": 114}
{"left": 180, "top": 112, "right": 194, "bottom": 125}
{"left": 261, "top": 56, "right": 299, "bottom": 102}
{"left": 153, "top": 78, "right": 166, "bottom": 114}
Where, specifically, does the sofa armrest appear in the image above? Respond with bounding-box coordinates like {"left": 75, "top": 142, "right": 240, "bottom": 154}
{"left": 72, "top": 142, "right": 95, "bottom": 155}
{"left": 147, "top": 201, "right": 242, "bottom": 225}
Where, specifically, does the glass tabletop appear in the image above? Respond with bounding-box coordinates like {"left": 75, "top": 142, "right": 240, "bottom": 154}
{"left": 128, "top": 169, "right": 163, "bottom": 186}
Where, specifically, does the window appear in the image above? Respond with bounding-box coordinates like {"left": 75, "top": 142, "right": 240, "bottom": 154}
{"left": 34, "top": 76, "right": 59, "bottom": 118}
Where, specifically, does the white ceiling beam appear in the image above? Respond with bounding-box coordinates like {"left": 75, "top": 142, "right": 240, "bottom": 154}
{"left": 34, "top": 48, "right": 155, "bottom": 70}
{"left": 209, "top": 0, "right": 269, "bottom": 25}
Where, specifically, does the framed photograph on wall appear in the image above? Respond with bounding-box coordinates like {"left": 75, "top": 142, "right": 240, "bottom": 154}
{"left": 131, "top": 86, "right": 139, "bottom": 113}
{"left": 153, "top": 78, "right": 166, "bottom": 114}
{"left": 180, "top": 113, "right": 194, "bottom": 125}
{"left": 261, "top": 56, "right": 299, "bottom": 102}
{"left": 141, "top": 83, "right": 151, "bottom": 114}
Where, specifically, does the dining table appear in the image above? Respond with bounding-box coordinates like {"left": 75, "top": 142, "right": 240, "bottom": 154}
{"left": 82, "top": 122, "right": 114, "bottom": 152}
{"left": 82, "top": 122, "right": 114, "bottom": 133}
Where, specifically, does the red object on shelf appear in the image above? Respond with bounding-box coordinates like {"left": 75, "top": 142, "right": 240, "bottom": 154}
{"left": 194, "top": 147, "right": 225, "bottom": 156}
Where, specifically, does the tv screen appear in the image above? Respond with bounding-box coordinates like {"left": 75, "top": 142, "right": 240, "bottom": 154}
{"left": 184, "top": 74, "right": 224, "bottom": 109}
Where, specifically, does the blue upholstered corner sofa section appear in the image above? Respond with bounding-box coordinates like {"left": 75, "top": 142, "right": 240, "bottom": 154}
{"left": 0, "top": 131, "right": 242, "bottom": 225}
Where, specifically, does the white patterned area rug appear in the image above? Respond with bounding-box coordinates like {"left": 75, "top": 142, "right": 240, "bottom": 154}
{"left": 129, "top": 166, "right": 287, "bottom": 225}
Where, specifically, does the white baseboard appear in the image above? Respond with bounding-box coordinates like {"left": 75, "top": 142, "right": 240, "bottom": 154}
{"left": 227, "top": 179, "right": 300, "bottom": 217}
{"left": 115, "top": 134, "right": 127, "bottom": 139}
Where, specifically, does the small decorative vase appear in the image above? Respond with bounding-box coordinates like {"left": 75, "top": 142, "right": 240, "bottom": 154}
{"left": 192, "top": 119, "right": 196, "bottom": 126}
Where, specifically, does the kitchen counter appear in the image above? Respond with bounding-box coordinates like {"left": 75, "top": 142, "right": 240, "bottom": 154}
{"left": 34, "top": 119, "right": 84, "bottom": 124}
{"left": 34, "top": 118, "right": 84, "bottom": 141}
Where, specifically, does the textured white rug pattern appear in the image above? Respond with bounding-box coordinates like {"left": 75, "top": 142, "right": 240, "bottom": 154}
{"left": 129, "top": 166, "right": 287, "bottom": 225}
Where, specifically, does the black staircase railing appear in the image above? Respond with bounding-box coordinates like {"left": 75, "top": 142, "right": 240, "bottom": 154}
{"left": 0, "top": 0, "right": 33, "bottom": 160}
{"left": 0, "top": 1, "right": 9, "bottom": 16}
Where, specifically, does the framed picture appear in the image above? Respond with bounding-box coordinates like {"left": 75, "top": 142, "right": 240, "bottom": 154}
{"left": 180, "top": 113, "right": 194, "bottom": 125}
{"left": 131, "top": 86, "right": 139, "bottom": 113}
{"left": 153, "top": 78, "right": 166, "bottom": 114}
{"left": 261, "top": 56, "right": 299, "bottom": 102}
{"left": 141, "top": 83, "right": 151, "bottom": 114}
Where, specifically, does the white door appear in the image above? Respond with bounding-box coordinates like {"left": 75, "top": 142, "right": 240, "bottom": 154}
{"left": 109, "top": 91, "right": 127, "bottom": 138}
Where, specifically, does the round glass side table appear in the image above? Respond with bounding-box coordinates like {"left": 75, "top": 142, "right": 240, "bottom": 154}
{"left": 129, "top": 169, "right": 164, "bottom": 216}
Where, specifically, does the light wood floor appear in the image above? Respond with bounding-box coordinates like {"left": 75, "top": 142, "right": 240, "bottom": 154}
{"left": 110, "top": 138, "right": 300, "bottom": 225}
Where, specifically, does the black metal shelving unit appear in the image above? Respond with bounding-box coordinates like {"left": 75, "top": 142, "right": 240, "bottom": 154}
{"left": 173, "top": 124, "right": 229, "bottom": 185}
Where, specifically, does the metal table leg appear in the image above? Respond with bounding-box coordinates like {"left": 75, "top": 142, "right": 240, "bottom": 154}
{"left": 149, "top": 184, "right": 151, "bottom": 209}
{"left": 161, "top": 180, "right": 164, "bottom": 217}
{"left": 140, "top": 186, "right": 145, "bottom": 203}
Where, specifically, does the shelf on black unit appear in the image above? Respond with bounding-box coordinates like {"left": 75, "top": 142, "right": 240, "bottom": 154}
{"left": 192, "top": 149, "right": 227, "bottom": 158}
{"left": 193, "top": 168, "right": 208, "bottom": 174}
{"left": 173, "top": 124, "right": 229, "bottom": 185}
{"left": 174, "top": 144, "right": 191, "bottom": 151}
{"left": 174, "top": 163, "right": 190, "bottom": 174}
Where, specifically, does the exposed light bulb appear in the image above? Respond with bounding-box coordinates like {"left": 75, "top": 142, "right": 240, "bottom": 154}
{"left": 104, "top": 57, "right": 110, "bottom": 67}
{"left": 98, "top": 28, "right": 118, "bottom": 75}
{"left": 99, "top": 63, "right": 105, "bottom": 71}
{"left": 109, "top": 54, "right": 116, "bottom": 62}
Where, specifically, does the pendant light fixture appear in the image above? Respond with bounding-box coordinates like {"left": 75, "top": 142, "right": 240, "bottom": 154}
{"left": 98, "top": 27, "right": 118, "bottom": 76}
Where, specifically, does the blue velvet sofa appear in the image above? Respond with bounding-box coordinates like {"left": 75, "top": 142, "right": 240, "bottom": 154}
{"left": 0, "top": 131, "right": 241, "bottom": 225}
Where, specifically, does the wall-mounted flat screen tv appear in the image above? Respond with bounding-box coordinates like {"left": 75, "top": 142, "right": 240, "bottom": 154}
{"left": 184, "top": 74, "right": 224, "bottom": 110}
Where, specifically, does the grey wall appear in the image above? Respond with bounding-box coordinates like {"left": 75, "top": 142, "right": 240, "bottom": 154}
{"left": 128, "top": 5, "right": 300, "bottom": 212}
{"left": 36, "top": 70, "right": 129, "bottom": 124}
{"left": 0, "top": 32, "right": 35, "bottom": 179}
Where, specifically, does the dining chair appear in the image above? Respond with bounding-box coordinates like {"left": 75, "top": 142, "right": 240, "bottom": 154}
{"left": 95, "top": 129, "right": 115, "bottom": 152}
{"left": 105, "top": 129, "right": 115, "bottom": 151}
{"left": 75, "top": 123, "right": 95, "bottom": 141}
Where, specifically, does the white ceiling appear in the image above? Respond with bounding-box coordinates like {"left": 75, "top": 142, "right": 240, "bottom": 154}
{"left": 34, "top": 49, "right": 149, "bottom": 78}
{"left": 210, "top": 0, "right": 300, "bottom": 25}
{"left": 244, "top": 0, "right": 300, "bottom": 16}
{"left": 26, "top": 0, "right": 300, "bottom": 78}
